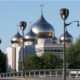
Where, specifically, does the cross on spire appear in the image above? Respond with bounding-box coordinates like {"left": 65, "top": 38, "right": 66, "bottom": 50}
{"left": 40, "top": 4, "right": 44, "bottom": 15}
{"left": 16, "top": 24, "right": 19, "bottom": 33}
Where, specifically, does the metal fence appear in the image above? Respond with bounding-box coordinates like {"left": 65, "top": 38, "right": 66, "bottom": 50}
{"left": 0, "top": 69, "right": 80, "bottom": 79}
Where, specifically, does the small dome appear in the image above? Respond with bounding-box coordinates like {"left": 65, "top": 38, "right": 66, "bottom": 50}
{"left": 31, "top": 14, "right": 55, "bottom": 38}
{"left": 59, "top": 30, "right": 73, "bottom": 43}
{"left": 11, "top": 32, "right": 22, "bottom": 43}
{"left": 24, "top": 29, "right": 37, "bottom": 41}
{"left": 52, "top": 36, "right": 58, "bottom": 43}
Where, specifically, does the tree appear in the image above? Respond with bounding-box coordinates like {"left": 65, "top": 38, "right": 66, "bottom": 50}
{"left": 66, "top": 39, "right": 80, "bottom": 69}
{"left": 24, "top": 52, "right": 63, "bottom": 70}
{"left": 0, "top": 49, "right": 6, "bottom": 73}
{"left": 40, "top": 52, "right": 63, "bottom": 69}
{"left": 24, "top": 54, "right": 44, "bottom": 70}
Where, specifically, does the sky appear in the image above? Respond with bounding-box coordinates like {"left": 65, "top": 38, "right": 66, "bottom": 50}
{"left": 0, "top": 0, "right": 80, "bottom": 52}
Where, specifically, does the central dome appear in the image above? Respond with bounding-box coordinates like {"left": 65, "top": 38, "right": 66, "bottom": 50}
{"left": 31, "top": 15, "right": 55, "bottom": 38}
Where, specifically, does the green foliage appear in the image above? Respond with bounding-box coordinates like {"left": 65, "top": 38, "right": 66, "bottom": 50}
{"left": 66, "top": 39, "right": 80, "bottom": 69}
{"left": 0, "top": 50, "right": 6, "bottom": 73}
{"left": 24, "top": 52, "right": 63, "bottom": 70}
{"left": 24, "top": 54, "right": 43, "bottom": 70}
{"left": 40, "top": 52, "right": 63, "bottom": 69}
{"left": 76, "top": 38, "right": 80, "bottom": 46}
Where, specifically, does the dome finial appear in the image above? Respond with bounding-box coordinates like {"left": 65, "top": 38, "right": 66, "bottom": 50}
{"left": 40, "top": 4, "right": 44, "bottom": 15}
{"left": 16, "top": 24, "right": 19, "bottom": 33}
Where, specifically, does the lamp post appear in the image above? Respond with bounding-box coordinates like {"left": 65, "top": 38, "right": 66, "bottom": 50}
{"left": 0, "top": 38, "right": 1, "bottom": 44}
{"left": 19, "top": 21, "right": 27, "bottom": 77}
{"left": 60, "top": 8, "right": 79, "bottom": 80}
{"left": 0, "top": 38, "right": 1, "bottom": 50}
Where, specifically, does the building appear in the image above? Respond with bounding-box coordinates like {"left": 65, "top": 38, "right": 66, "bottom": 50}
{"left": 6, "top": 13, "right": 73, "bottom": 72}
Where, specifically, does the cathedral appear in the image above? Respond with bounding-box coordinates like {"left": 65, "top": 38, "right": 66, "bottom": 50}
{"left": 6, "top": 11, "right": 73, "bottom": 72}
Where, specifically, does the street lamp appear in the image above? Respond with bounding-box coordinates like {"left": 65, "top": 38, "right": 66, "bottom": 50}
{"left": 60, "top": 8, "right": 79, "bottom": 80}
{"left": 19, "top": 21, "right": 27, "bottom": 77}
{"left": 0, "top": 38, "right": 1, "bottom": 44}
{"left": 0, "top": 38, "right": 2, "bottom": 50}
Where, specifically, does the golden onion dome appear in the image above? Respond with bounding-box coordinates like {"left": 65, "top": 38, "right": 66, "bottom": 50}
{"left": 24, "top": 29, "right": 37, "bottom": 41}
{"left": 52, "top": 36, "right": 58, "bottom": 43}
{"left": 11, "top": 32, "right": 22, "bottom": 43}
{"left": 31, "top": 14, "right": 55, "bottom": 38}
{"left": 59, "top": 30, "right": 73, "bottom": 43}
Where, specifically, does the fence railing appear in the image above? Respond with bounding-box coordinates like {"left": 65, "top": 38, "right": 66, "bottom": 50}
{"left": 0, "top": 69, "right": 80, "bottom": 78}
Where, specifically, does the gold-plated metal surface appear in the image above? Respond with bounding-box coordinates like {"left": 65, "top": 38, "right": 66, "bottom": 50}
{"left": 11, "top": 32, "right": 22, "bottom": 43}
{"left": 59, "top": 30, "right": 73, "bottom": 43}
{"left": 24, "top": 29, "right": 37, "bottom": 41}
{"left": 31, "top": 15, "right": 55, "bottom": 38}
